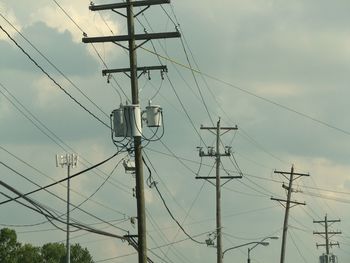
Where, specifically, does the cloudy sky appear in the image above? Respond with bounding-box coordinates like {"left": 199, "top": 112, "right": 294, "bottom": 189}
{"left": 1, "top": 0, "right": 350, "bottom": 262}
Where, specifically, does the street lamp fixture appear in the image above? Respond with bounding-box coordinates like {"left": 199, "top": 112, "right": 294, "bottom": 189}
{"left": 247, "top": 236, "right": 279, "bottom": 263}
{"left": 222, "top": 241, "right": 269, "bottom": 258}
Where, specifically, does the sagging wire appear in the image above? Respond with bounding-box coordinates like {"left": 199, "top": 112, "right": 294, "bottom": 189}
{"left": 0, "top": 24, "right": 110, "bottom": 129}
{"left": 0, "top": 151, "right": 121, "bottom": 206}
{"left": 0, "top": 181, "right": 127, "bottom": 240}
{"left": 142, "top": 156, "right": 206, "bottom": 245}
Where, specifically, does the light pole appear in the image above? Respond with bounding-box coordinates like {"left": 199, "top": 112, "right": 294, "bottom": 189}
{"left": 222, "top": 241, "right": 269, "bottom": 260}
{"left": 56, "top": 154, "right": 78, "bottom": 263}
{"left": 247, "top": 236, "right": 279, "bottom": 263}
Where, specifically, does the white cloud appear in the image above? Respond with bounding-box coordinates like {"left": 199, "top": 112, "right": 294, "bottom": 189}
{"left": 0, "top": 4, "right": 22, "bottom": 41}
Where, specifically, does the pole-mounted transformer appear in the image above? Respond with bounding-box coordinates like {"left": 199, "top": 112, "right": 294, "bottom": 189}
{"left": 112, "top": 101, "right": 162, "bottom": 138}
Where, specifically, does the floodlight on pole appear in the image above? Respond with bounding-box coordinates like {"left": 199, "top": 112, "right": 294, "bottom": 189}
{"left": 56, "top": 153, "right": 78, "bottom": 263}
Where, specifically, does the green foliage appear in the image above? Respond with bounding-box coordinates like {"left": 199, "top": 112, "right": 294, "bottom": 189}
{"left": 41, "top": 243, "right": 65, "bottom": 263}
{"left": 71, "top": 244, "right": 94, "bottom": 263}
{"left": 0, "top": 228, "right": 94, "bottom": 263}
{"left": 18, "top": 244, "right": 43, "bottom": 263}
{"left": 0, "top": 228, "right": 20, "bottom": 263}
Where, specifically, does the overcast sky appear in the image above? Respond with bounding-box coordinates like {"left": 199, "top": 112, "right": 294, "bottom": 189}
{"left": 1, "top": 1, "right": 350, "bottom": 262}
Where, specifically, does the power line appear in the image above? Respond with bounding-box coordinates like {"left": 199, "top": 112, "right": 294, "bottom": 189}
{"left": 0, "top": 160, "right": 128, "bottom": 233}
{"left": 0, "top": 25, "right": 110, "bottom": 128}
{"left": 0, "top": 151, "right": 120, "bottom": 206}
{"left": 0, "top": 183, "right": 126, "bottom": 240}
{"left": 0, "top": 144, "right": 128, "bottom": 217}
{"left": 142, "top": 156, "right": 206, "bottom": 245}
{"left": 141, "top": 46, "right": 350, "bottom": 137}
{"left": 289, "top": 229, "right": 309, "bottom": 263}
{"left": 50, "top": 0, "right": 128, "bottom": 102}
{"left": 0, "top": 13, "right": 110, "bottom": 119}
{"left": 0, "top": 80, "right": 132, "bottom": 203}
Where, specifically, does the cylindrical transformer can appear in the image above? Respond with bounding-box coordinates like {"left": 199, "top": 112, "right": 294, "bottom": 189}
{"left": 123, "top": 104, "right": 142, "bottom": 137}
{"left": 112, "top": 108, "right": 126, "bottom": 137}
{"left": 146, "top": 105, "right": 162, "bottom": 127}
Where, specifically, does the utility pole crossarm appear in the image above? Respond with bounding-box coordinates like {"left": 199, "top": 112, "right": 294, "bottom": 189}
{"left": 316, "top": 242, "right": 340, "bottom": 248}
{"left": 200, "top": 125, "right": 238, "bottom": 130}
{"left": 82, "top": 32, "right": 181, "bottom": 43}
{"left": 89, "top": 0, "right": 171, "bottom": 11}
{"left": 314, "top": 231, "right": 342, "bottom": 235}
{"left": 102, "top": 65, "right": 167, "bottom": 76}
{"left": 274, "top": 170, "right": 309, "bottom": 181}
{"left": 270, "top": 197, "right": 306, "bottom": 206}
{"left": 313, "top": 219, "right": 341, "bottom": 224}
{"left": 195, "top": 176, "right": 242, "bottom": 180}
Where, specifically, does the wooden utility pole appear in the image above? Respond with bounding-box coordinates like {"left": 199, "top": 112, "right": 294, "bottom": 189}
{"left": 314, "top": 215, "right": 341, "bottom": 258}
{"left": 197, "top": 118, "right": 241, "bottom": 263}
{"left": 83, "top": 2, "right": 180, "bottom": 263}
{"left": 271, "top": 166, "right": 309, "bottom": 263}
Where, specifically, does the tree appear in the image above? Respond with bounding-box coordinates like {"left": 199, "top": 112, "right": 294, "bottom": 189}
{"left": 0, "top": 228, "right": 21, "bottom": 263}
{"left": 18, "top": 244, "right": 43, "bottom": 263}
{"left": 41, "top": 242, "right": 65, "bottom": 263}
{"left": 71, "top": 244, "right": 94, "bottom": 263}
{"left": 0, "top": 228, "right": 95, "bottom": 263}
{"left": 41, "top": 242, "right": 95, "bottom": 263}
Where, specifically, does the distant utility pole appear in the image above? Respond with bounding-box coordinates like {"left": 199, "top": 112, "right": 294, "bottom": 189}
{"left": 313, "top": 215, "right": 341, "bottom": 259}
{"left": 196, "top": 118, "right": 241, "bottom": 263}
{"left": 56, "top": 153, "right": 78, "bottom": 263}
{"left": 82, "top": 1, "right": 180, "bottom": 263}
{"left": 271, "top": 165, "right": 309, "bottom": 263}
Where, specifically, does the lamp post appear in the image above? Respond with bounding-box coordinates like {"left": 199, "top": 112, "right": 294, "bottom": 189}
{"left": 222, "top": 241, "right": 269, "bottom": 259}
{"left": 247, "top": 236, "right": 279, "bottom": 263}
{"left": 56, "top": 154, "right": 78, "bottom": 263}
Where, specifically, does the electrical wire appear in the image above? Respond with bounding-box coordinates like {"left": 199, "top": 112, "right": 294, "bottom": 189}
{"left": 0, "top": 13, "right": 110, "bottom": 119}
{"left": 0, "top": 144, "right": 129, "bottom": 217}
{"left": 142, "top": 46, "right": 350, "bottom": 137}
{"left": 289, "top": 229, "right": 310, "bottom": 263}
{"left": 0, "top": 183, "right": 126, "bottom": 240}
{"left": 50, "top": 0, "right": 129, "bottom": 103}
{"left": 142, "top": 156, "right": 206, "bottom": 245}
{"left": 145, "top": 210, "right": 182, "bottom": 263}
{"left": 0, "top": 161, "right": 129, "bottom": 233}
{"left": 0, "top": 25, "right": 110, "bottom": 129}
{"left": 0, "top": 151, "right": 120, "bottom": 206}
{"left": 144, "top": 150, "right": 209, "bottom": 258}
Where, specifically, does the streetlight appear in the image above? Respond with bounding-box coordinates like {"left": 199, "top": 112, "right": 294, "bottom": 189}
{"left": 56, "top": 154, "right": 78, "bottom": 263}
{"left": 247, "top": 236, "right": 279, "bottom": 263}
{"left": 222, "top": 241, "right": 269, "bottom": 259}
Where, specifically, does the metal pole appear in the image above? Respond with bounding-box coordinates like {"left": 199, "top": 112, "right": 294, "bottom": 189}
{"left": 247, "top": 248, "right": 251, "bottom": 263}
{"left": 66, "top": 163, "right": 70, "bottom": 263}
{"left": 216, "top": 119, "right": 222, "bottom": 263}
{"left": 280, "top": 165, "right": 294, "bottom": 263}
{"left": 325, "top": 215, "right": 329, "bottom": 256}
{"left": 126, "top": 1, "right": 147, "bottom": 263}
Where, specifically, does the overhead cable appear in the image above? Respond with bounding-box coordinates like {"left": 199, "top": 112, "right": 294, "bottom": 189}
{"left": 0, "top": 151, "right": 120, "bottom": 206}
{"left": 0, "top": 25, "right": 110, "bottom": 129}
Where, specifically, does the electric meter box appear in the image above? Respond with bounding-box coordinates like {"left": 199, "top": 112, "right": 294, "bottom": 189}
{"left": 145, "top": 104, "right": 162, "bottom": 127}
